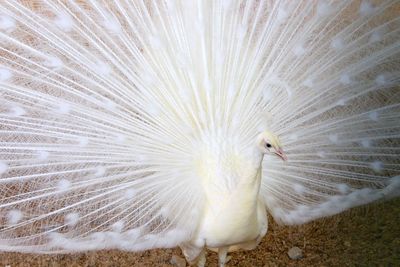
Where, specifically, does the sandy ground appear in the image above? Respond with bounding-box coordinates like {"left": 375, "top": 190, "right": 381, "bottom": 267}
{"left": 1, "top": 197, "right": 399, "bottom": 267}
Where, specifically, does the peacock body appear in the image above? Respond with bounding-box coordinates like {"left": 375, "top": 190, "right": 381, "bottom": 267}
{"left": 0, "top": 0, "right": 399, "bottom": 266}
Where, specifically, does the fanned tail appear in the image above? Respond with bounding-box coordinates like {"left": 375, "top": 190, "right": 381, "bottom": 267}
{"left": 0, "top": 0, "right": 399, "bottom": 253}
{"left": 258, "top": 0, "right": 400, "bottom": 224}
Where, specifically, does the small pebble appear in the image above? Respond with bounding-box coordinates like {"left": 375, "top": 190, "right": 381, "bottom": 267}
{"left": 288, "top": 246, "right": 303, "bottom": 260}
{"left": 170, "top": 255, "right": 186, "bottom": 267}
{"left": 344, "top": 241, "right": 351, "bottom": 247}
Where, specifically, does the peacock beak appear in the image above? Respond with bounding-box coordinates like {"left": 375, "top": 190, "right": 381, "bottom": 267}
{"left": 275, "top": 148, "right": 287, "bottom": 161}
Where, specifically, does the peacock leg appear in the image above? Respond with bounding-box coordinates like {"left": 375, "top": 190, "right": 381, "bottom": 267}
{"left": 218, "top": 246, "right": 229, "bottom": 267}
{"left": 197, "top": 249, "right": 206, "bottom": 267}
{"left": 179, "top": 243, "right": 205, "bottom": 266}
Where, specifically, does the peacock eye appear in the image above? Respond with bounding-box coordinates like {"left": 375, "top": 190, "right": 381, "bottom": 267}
{"left": 266, "top": 143, "right": 272, "bottom": 148}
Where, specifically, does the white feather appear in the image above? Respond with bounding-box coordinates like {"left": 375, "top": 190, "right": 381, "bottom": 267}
{"left": 0, "top": 1, "right": 399, "bottom": 263}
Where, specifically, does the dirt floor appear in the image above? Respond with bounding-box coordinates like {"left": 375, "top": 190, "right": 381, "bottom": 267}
{"left": 1, "top": 197, "right": 399, "bottom": 267}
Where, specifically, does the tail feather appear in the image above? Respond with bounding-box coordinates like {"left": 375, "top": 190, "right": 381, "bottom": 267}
{"left": 0, "top": 0, "right": 399, "bottom": 252}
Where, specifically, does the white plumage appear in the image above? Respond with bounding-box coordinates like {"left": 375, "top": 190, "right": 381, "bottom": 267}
{"left": 0, "top": 1, "right": 399, "bottom": 266}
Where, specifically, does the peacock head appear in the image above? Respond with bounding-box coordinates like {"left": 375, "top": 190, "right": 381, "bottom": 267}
{"left": 256, "top": 131, "right": 287, "bottom": 161}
